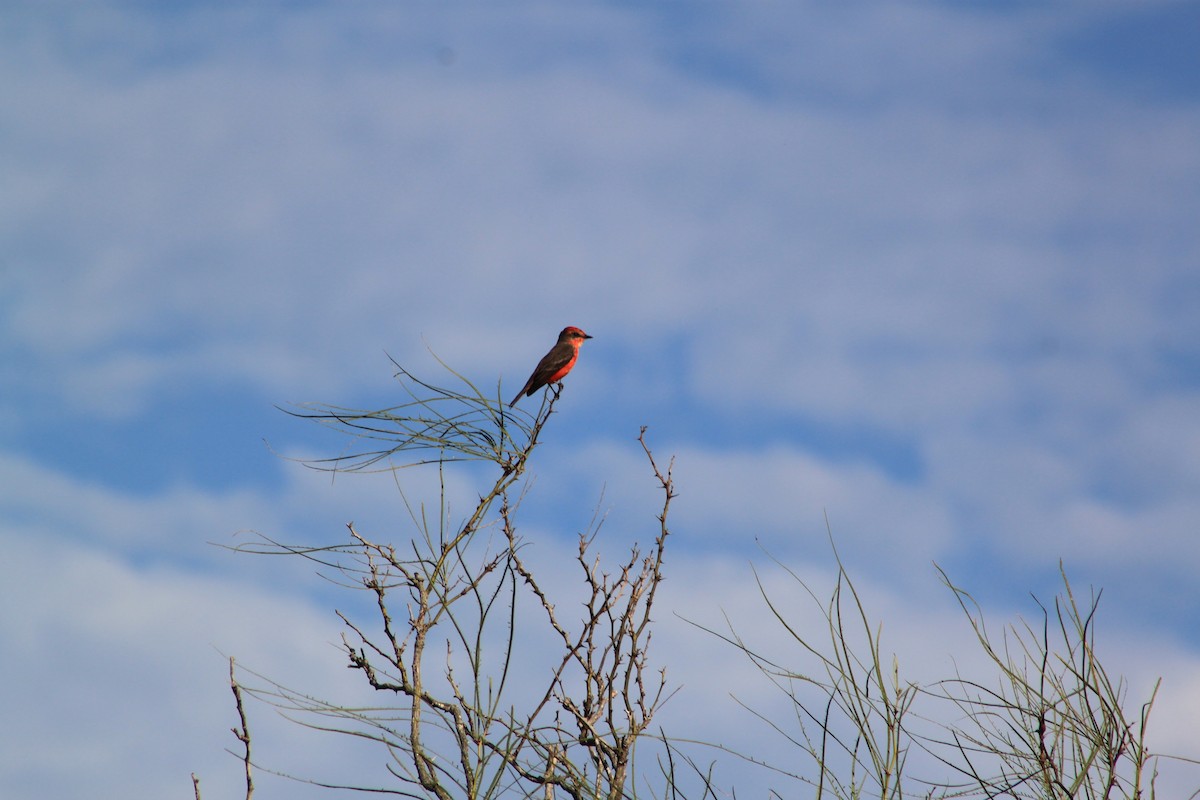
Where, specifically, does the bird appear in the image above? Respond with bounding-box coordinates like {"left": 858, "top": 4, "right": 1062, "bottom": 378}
{"left": 510, "top": 326, "right": 593, "bottom": 406}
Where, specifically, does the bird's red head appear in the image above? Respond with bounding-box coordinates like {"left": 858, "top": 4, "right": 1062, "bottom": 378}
{"left": 559, "top": 326, "right": 593, "bottom": 343}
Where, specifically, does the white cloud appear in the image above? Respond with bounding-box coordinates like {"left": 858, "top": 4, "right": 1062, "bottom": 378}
{"left": 0, "top": 522, "right": 385, "bottom": 799}
{"left": 5, "top": 0, "right": 1197, "bottom": 436}
{"left": 0, "top": 453, "right": 274, "bottom": 552}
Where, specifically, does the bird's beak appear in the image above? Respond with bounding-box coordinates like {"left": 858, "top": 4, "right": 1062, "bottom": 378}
{"left": 584, "top": 334, "right": 594, "bottom": 339}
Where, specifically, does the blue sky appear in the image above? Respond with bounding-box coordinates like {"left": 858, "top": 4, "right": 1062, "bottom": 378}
{"left": 3, "top": 2, "right": 1200, "bottom": 797}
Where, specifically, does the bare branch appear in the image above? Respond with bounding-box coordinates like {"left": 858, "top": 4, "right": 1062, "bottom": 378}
{"left": 229, "top": 657, "right": 254, "bottom": 800}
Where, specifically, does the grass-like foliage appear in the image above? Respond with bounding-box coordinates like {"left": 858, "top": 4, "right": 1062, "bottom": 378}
{"left": 929, "top": 564, "right": 1164, "bottom": 799}
{"left": 277, "top": 355, "right": 545, "bottom": 473}
{"left": 216, "top": 359, "right": 677, "bottom": 800}
{"left": 684, "top": 535, "right": 1195, "bottom": 800}
{"left": 203, "top": 358, "right": 1197, "bottom": 800}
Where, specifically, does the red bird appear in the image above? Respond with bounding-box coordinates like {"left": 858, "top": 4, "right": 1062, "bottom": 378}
{"left": 510, "top": 326, "right": 593, "bottom": 406}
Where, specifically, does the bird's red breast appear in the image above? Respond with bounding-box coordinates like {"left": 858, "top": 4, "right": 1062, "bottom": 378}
{"left": 544, "top": 352, "right": 580, "bottom": 384}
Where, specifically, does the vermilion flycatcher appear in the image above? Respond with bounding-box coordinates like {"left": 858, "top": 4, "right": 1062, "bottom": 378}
{"left": 510, "top": 326, "right": 593, "bottom": 406}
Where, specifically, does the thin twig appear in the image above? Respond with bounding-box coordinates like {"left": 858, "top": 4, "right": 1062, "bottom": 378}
{"left": 230, "top": 657, "right": 254, "bottom": 800}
